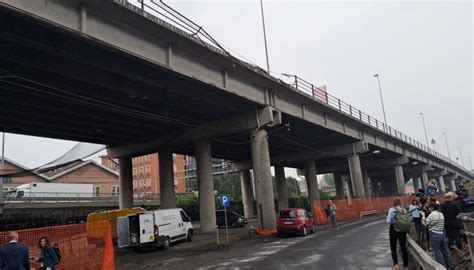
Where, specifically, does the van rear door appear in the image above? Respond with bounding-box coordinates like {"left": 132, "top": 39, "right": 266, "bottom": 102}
{"left": 117, "top": 216, "right": 130, "bottom": 248}
{"left": 139, "top": 212, "right": 155, "bottom": 244}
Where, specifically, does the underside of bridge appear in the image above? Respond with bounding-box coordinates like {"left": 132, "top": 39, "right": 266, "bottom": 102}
{"left": 0, "top": 1, "right": 471, "bottom": 231}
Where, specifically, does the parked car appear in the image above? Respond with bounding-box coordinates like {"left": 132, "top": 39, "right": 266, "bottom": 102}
{"left": 276, "top": 208, "right": 315, "bottom": 236}
{"left": 117, "top": 208, "right": 193, "bottom": 250}
{"left": 216, "top": 210, "right": 247, "bottom": 228}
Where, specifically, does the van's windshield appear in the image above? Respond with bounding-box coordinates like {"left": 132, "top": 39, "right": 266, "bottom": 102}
{"left": 279, "top": 210, "right": 297, "bottom": 218}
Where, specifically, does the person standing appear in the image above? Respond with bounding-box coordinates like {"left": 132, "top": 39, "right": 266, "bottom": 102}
{"left": 2, "top": 231, "right": 30, "bottom": 270}
{"left": 440, "top": 192, "right": 463, "bottom": 250}
{"left": 421, "top": 202, "right": 454, "bottom": 269}
{"left": 409, "top": 200, "right": 421, "bottom": 235}
{"left": 35, "top": 236, "right": 59, "bottom": 270}
{"left": 328, "top": 200, "right": 338, "bottom": 228}
{"left": 386, "top": 197, "right": 409, "bottom": 270}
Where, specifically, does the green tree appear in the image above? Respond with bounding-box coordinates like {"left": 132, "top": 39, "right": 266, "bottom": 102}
{"left": 322, "top": 173, "right": 335, "bottom": 186}
{"left": 213, "top": 173, "right": 242, "bottom": 201}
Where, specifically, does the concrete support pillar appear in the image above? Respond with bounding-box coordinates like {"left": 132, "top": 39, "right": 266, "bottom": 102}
{"left": 348, "top": 154, "right": 365, "bottom": 198}
{"left": 394, "top": 165, "right": 406, "bottom": 196}
{"left": 422, "top": 172, "right": 428, "bottom": 190}
{"left": 275, "top": 166, "right": 288, "bottom": 210}
{"left": 250, "top": 129, "right": 276, "bottom": 230}
{"left": 159, "top": 149, "right": 176, "bottom": 209}
{"left": 417, "top": 178, "right": 423, "bottom": 192}
{"left": 438, "top": 175, "right": 446, "bottom": 192}
{"left": 412, "top": 178, "right": 419, "bottom": 194}
{"left": 305, "top": 160, "right": 319, "bottom": 215}
{"left": 334, "top": 173, "right": 345, "bottom": 199}
{"left": 450, "top": 179, "right": 456, "bottom": 192}
{"left": 362, "top": 168, "right": 370, "bottom": 197}
{"left": 240, "top": 170, "right": 254, "bottom": 219}
{"left": 118, "top": 157, "right": 133, "bottom": 209}
{"left": 195, "top": 140, "right": 216, "bottom": 233}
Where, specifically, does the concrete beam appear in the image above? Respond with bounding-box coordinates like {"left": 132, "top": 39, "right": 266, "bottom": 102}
{"left": 108, "top": 106, "right": 281, "bottom": 158}
{"left": 363, "top": 156, "right": 409, "bottom": 168}
{"left": 233, "top": 141, "right": 368, "bottom": 171}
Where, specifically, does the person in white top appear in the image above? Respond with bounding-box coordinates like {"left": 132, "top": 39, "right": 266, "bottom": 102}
{"left": 421, "top": 202, "right": 454, "bottom": 269}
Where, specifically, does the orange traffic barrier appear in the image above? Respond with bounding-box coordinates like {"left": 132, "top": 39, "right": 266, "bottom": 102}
{"left": 315, "top": 195, "right": 416, "bottom": 224}
{"left": 0, "top": 221, "right": 114, "bottom": 270}
{"left": 255, "top": 227, "right": 278, "bottom": 236}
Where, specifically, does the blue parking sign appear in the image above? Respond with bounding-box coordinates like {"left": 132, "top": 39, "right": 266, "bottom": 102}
{"left": 221, "top": 194, "right": 230, "bottom": 207}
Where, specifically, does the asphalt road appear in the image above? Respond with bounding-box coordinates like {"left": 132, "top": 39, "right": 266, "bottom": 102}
{"left": 202, "top": 218, "right": 393, "bottom": 270}
{"left": 116, "top": 217, "right": 394, "bottom": 269}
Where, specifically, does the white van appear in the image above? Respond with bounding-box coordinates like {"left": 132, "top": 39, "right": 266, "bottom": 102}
{"left": 117, "top": 208, "right": 193, "bottom": 250}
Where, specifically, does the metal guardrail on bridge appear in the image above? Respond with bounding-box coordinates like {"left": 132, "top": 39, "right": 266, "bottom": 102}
{"left": 116, "top": 0, "right": 470, "bottom": 176}
{"left": 407, "top": 235, "right": 445, "bottom": 270}
{"left": 2, "top": 192, "right": 160, "bottom": 204}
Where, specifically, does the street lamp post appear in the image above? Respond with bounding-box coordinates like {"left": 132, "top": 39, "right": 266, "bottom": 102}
{"left": 419, "top": 113, "right": 429, "bottom": 147}
{"left": 443, "top": 132, "right": 452, "bottom": 161}
{"left": 373, "top": 74, "right": 388, "bottom": 130}
{"left": 260, "top": 0, "right": 270, "bottom": 74}
{"left": 458, "top": 146, "right": 465, "bottom": 167}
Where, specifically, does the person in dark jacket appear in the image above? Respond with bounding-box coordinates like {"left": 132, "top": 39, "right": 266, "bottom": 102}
{"left": 2, "top": 231, "right": 30, "bottom": 270}
{"left": 35, "top": 236, "right": 59, "bottom": 270}
{"left": 440, "top": 192, "right": 463, "bottom": 249}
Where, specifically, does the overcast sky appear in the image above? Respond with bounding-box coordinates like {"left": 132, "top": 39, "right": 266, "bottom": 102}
{"left": 2, "top": 0, "right": 473, "bottom": 171}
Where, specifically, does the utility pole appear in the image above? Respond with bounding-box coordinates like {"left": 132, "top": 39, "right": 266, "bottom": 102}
{"left": 373, "top": 74, "right": 388, "bottom": 130}
{"left": 260, "top": 0, "right": 270, "bottom": 74}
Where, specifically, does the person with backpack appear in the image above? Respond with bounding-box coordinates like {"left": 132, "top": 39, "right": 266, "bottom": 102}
{"left": 35, "top": 236, "right": 59, "bottom": 270}
{"left": 386, "top": 197, "right": 409, "bottom": 270}
{"left": 421, "top": 202, "right": 455, "bottom": 269}
{"left": 327, "top": 200, "right": 338, "bottom": 228}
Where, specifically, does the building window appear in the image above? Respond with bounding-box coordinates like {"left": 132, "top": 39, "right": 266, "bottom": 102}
{"left": 139, "top": 167, "right": 144, "bottom": 176}
{"left": 94, "top": 186, "right": 101, "bottom": 197}
{"left": 145, "top": 179, "right": 151, "bottom": 187}
{"left": 133, "top": 181, "right": 137, "bottom": 189}
{"left": 139, "top": 180, "right": 144, "bottom": 187}
{"left": 145, "top": 165, "right": 150, "bottom": 175}
{"left": 133, "top": 168, "right": 137, "bottom": 177}
{"left": 112, "top": 186, "right": 120, "bottom": 196}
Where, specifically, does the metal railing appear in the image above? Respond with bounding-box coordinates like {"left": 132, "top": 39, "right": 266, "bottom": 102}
{"left": 407, "top": 235, "right": 445, "bottom": 270}
{"left": 2, "top": 192, "right": 160, "bottom": 204}
{"left": 114, "top": 0, "right": 470, "bottom": 175}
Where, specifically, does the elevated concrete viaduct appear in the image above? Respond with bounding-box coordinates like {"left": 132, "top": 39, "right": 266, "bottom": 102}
{"left": 0, "top": 0, "right": 472, "bottom": 230}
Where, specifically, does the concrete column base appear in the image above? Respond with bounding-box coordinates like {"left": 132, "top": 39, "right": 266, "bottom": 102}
{"left": 394, "top": 165, "right": 406, "bottom": 196}
{"left": 305, "top": 160, "right": 320, "bottom": 215}
{"left": 275, "top": 166, "right": 288, "bottom": 210}
{"left": 159, "top": 149, "right": 176, "bottom": 209}
{"left": 118, "top": 157, "right": 133, "bottom": 209}
{"left": 348, "top": 154, "right": 365, "bottom": 198}
{"left": 240, "top": 170, "right": 254, "bottom": 219}
{"left": 195, "top": 140, "right": 216, "bottom": 233}
{"left": 251, "top": 129, "right": 276, "bottom": 230}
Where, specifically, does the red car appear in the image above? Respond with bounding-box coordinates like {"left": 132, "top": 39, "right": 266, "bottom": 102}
{"left": 277, "top": 208, "right": 315, "bottom": 236}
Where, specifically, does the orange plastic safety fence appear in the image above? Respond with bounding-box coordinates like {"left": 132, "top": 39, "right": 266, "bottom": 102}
{"left": 255, "top": 228, "right": 278, "bottom": 236}
{"left": 313, "top": 196, "right": 416, "bottom": 224}
{"left": 0, "top": 221, "right": 115, "bottom": 270}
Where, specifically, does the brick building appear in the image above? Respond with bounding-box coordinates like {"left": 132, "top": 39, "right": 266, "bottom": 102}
{"left": 100, "top": 153, "right": 186, "bottom": 197}
{"left": 1, "top": 158, "right": 119, "bottom": 196}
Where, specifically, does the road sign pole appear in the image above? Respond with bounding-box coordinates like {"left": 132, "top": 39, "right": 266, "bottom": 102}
{"left": 224, "top": 205, "right": 229, "bottom": 245}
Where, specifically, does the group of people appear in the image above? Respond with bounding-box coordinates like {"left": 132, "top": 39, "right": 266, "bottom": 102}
{"left": 0, "top": 231, "right": 59, "bottom": 270}
{"left": 388, "top": 186, "right": 469, "bottom": 270}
